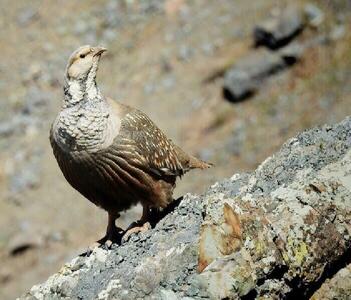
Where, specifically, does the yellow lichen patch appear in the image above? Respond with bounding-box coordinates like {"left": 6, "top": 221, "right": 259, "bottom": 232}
{"left": 254, "top": 239, "right": 267, "bottom": 257}
{"left": 294, "top": 242, "right": 308, "bottom": 266}
{"left": 287, "top": 237, "right": 309, "bottom": 267}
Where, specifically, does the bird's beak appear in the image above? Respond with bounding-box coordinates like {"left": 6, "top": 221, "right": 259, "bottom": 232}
{"left": 93, "top": 47, "right": 107, "bottom": 57}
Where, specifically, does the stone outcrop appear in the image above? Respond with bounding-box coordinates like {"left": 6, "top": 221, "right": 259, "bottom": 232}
{"left": 20, "top": 116, "right": 351, "bottom": 300}
{"left": 223, "top": 4, "right": 326, "bottom": 103}
{"left": 222, "top": 46, "right": 302, "bottom": 102}
{"left": 253, "top": 6, "right": 305, "bottom": 50}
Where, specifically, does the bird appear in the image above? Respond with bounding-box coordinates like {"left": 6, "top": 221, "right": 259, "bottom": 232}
{"left": 50, "top": 45, "right": 211, "bottom": 247}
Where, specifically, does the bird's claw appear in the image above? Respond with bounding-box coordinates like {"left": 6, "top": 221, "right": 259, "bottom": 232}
{"left": 81, "top": 227, "right": 123, "bottom": 256}
{"left": 80, "top": 221, "right": 151, "bottom": 255}
{"left": 122, "top": 222, "right": 151, "bottom": 243}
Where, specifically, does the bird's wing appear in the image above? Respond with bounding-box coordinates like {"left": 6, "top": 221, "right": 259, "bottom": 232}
{"left": 116, "top": 109, "right": 187, "bottom": 177}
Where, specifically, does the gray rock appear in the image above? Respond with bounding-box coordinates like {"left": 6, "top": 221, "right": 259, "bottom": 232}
{"left": 304, "top": 3, "right": 325, "bottom": 28}
{"left": 223, "top": 41, "right": 307, "bottom": 102}
{"left": 311, "top": 263, "right": 351, "bottom": 299}
{"left": 8, "top": 233, "right": 42, "bottom": 256}
{"left": 222, "top": 50, "right": 287, "bottom": 102}
{"left": 279, "top": 42, "right": 305, "bottom": 65}
{"left": 19, "top": 116, "right": 351, "bottom": 300}
{"left": 254, "top": 7, "right": 305, "bottom": 49}
{"left": 330, "top": 24, "right": 346, "bottom": 41}
{"left": 256, "top": 279, "right": 291, "bottom": 298}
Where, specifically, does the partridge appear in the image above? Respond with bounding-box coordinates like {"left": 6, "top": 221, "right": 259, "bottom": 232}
{"left": 50, "top": 45, "right": 211, "bottom": 246}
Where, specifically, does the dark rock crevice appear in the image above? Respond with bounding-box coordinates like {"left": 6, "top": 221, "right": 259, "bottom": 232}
{"left": 285, "top": 244, "right": 351, "bottom": 300}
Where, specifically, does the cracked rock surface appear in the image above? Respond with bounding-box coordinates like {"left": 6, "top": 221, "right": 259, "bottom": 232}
{"left": 20, "top": 116, "right": 351, "bottom": 300}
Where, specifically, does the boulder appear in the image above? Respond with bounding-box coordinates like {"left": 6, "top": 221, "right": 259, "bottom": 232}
{"left": 222, "top": 42, "right": 306, "bottom": 102}
{"left": 222, "top": 49, "right": 287, "bottom": 102}
{"left": 19, "top": 116, "right": 351, "bottom": 300}
{"left": 253, "top": 7, "right": 305, "bottom": 50}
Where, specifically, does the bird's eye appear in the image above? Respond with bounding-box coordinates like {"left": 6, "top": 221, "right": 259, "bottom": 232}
{"left": 80, "top": 54, "right": 86, "bottom": 59}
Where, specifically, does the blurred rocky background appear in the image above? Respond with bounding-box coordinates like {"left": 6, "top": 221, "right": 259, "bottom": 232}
{"left": 0, "top": 0, "right": 350, "bottom": 299}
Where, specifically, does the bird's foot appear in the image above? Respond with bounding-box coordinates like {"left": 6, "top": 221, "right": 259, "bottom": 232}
{"left": 96, "top": 230, "right": 123, "bottom": 250}
{"left": 122, "top": 222, "right": 151, "bottom": 243}
{"left": 81, "top": 227, "right": 123, "bottom": 256}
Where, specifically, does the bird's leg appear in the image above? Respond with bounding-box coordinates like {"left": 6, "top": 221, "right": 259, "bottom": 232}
{"left": 140, "top": 204, "right": 151, "bottom": 223}
{"left": 122, "top": 204, "right": 152, "bottom": 243}
{"left": 97, "top": 212, "right": 123, "bottom": 248}
{"left": 83, "top": 212, "right": 123, "bottom": 255}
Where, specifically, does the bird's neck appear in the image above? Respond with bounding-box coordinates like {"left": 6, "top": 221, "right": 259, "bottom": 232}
{"left": 63, "top": 65, "right": 103, "bottom": 108}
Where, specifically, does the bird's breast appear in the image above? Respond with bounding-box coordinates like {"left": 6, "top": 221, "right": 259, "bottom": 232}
{"left": 52, "top": 109, "right": 109, "bottom": 153}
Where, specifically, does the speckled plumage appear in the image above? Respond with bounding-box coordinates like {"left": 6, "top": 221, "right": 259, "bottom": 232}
{"left": 50, "top": 45, "right": 211, "bottom": 244}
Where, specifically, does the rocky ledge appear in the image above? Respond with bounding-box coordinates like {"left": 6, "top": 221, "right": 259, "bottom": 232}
{"left": 20, "top": 116, "right": 351, "bottom": 300}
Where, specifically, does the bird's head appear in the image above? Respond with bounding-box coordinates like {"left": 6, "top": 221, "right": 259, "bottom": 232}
{"left": 65, "top": 45, "right": 107, "bottom": 80}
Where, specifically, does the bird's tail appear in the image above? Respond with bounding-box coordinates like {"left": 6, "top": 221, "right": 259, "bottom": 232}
{"left": 173, "top": 144, "right": 213, "bottom": 170}
{"left": 188, "top": 155, "right": 213, "bottom": 170}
